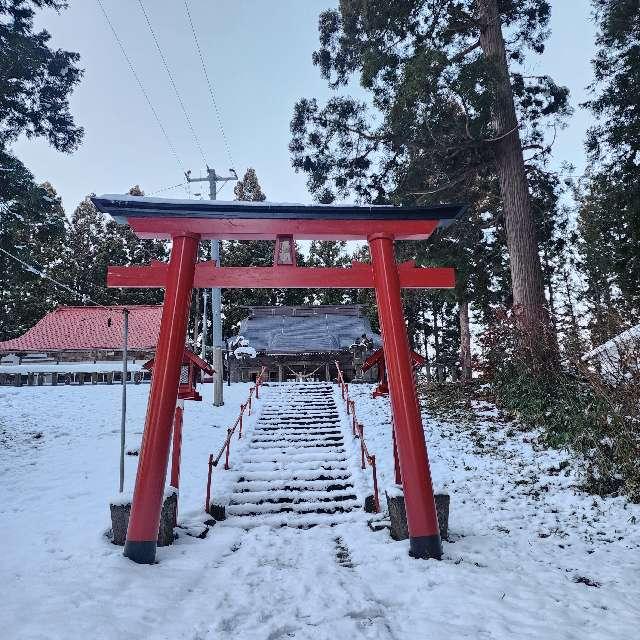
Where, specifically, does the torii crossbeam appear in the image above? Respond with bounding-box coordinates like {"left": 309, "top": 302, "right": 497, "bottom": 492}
{"left": 93, "top": 194, "right": 464, "bottom": 564}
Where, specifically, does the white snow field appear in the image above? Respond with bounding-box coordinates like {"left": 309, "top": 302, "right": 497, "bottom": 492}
{"left": 1, "top": 381, "right": 639, "bottom": 639}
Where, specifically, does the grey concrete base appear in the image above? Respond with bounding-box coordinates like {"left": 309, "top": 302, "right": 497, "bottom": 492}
{"left": 109, "top": 492, "right": 178, "bottom": 547}
{"left": 386, "top": 490, "right": 450, "bottom": 541}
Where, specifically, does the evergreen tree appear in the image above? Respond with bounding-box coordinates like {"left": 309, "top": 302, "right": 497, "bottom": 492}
{"left": 307, "top": 240, "right": 350, "bottom": 305}
{"left": 0, "top": 0, "right": 83, "bottom": 154}
{"left": 66, "top": 186, "right": 168, "bottom": 307}
{"left": 0, "top": 153, "right": 69, "bottom": 338}
{"left": 577, "top": 0, "right": 640, "bottom": 342}
{"left": 290, "top": 0, "right": 570, "bottom": 365}
{"left": 0, "top": 0, "right": 83, "bottom": 337}
{"left": 221, "top": 168, "right": 308, "bottom": 336}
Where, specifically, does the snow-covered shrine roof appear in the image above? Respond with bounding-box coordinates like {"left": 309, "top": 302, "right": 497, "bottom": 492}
{"left": 0, "top": 305, "right": 162, "bottom": 353}
{"left": 238, "top": 305, "right": 381, "bottom": 355}
{"left": 582, "top": 323, "right": 640, "bottom": 362}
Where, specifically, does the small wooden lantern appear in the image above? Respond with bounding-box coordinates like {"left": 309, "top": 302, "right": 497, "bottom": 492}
{"left": 143, "top": 348, "right": 214, "bottom": 401}
{"left": 362, "top": 347, "right": 426, "bottom": 398}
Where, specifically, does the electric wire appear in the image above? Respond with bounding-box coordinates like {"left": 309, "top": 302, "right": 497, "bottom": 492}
{"left": 0, "top": 246, "right": 109, "bottom": 309}
{"left": 95, "top": 0, "right": 184, "bottom": 174}
{"left": 137, "top": 0, "right": 208, "bottom": 166}
{"left": 148, "top": 181, "right": 188, "bottom": 195}
{"left": 183, "top": 0, "right": 236, "bottom": 170}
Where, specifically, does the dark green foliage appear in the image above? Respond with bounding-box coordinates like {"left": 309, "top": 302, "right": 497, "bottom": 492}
{"left": 0, "top": 151, "right": 69, "bottom": 339}
{"left": 307, "top": 240, "right": 350, "bottom": 305}
{"left": 577, "top": 0, "right": 640, "bottom": 343}
{"left": 221, "top": 168, "right": 309, "bottom": 337}
{"left": 0, "top": 0, "right": 83, "bottom": 152}
{"left": 481, "top": 309, "right": 640, "bottom": 501}
{"left": 64, "top": 186, "right": 168, "bottom": 308}
{"left": 290, "top": 0, "right": 569, "bottom": 204}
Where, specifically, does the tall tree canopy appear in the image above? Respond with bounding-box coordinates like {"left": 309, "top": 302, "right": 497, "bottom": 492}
{"left": 577, "top": 0, "right": 640, "bottom": 342}
{"left": 290, "top": 0, "right": 570, "bottom": 363}
{"left": 0, "top": 1, "right": 83, "bottom": 338}
{"left": 0, "top": 0, "right": 83, "bottom": 153}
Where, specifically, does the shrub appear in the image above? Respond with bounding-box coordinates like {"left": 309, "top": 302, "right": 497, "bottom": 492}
{"left": 480, "top": 309, "right": 640, "bottom": 501}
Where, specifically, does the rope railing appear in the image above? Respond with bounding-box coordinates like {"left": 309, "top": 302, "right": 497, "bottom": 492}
{"left": 204, "top": 366, "right": 267, "bottom": 512}
{"left": 334, "top": 361, "right": 380, "bottom": 513}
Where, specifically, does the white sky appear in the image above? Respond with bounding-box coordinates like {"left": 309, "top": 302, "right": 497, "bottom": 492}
{"left": 11, "top": 1, "right": 597, "bottom": 214}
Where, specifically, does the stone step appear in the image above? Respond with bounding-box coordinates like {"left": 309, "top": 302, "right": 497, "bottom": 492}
{"left": 235, "top": 478, "right": 354, "bottom": 493}
{"left": 227, "top": 498, "right": 360, "bottom": 517}
{"left": 237, "top": 469, "right": 351, "bottom": 483}
{"left": 229, "top": 488, "right": 358, "bottom": 506}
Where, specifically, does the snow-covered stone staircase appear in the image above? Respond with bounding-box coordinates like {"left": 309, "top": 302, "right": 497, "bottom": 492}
{"left": 226, "top": 382, "right": 360, "bottom": 528}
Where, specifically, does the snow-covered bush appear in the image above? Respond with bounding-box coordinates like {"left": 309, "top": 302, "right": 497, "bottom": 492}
{"left": 480, "top": 308, "right": 640, "bottom": 502}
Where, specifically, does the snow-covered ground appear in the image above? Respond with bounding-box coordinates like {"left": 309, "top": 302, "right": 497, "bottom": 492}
{"left": 1, "top": 381, "right": 639, "bottom": 639}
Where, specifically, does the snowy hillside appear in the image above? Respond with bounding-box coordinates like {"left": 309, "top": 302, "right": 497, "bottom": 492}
{"left": 1, "top": 382, "right": 639, "bottom": 639}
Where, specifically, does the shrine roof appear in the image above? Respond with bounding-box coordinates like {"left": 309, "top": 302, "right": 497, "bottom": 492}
{"left": 0, "top": 305, "right": 162, "bottom": 353}
{"left": 92, "top": 194, "right": 464, "bottom": 226}
{"left": 237, "top": 305, "right": 381, "bottom": 354}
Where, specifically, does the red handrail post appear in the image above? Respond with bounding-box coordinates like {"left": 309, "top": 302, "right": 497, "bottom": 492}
{"left": 346, "top": 397, "right": 351, "bottom": 415}
{"left": 238, "top": 405, "right": 244, "bottom": 439}
{"left": 255, "top": 380, "right": 259, "bottom": 399}
{"left": 224, "top": 429, "right": 232, "bottom": 470}
{"left": 371, "top": 455, "right": 380, "bottom": 513}
{"left": 248, "top": 390, "right": 253, "bottom": 415}
{"left": 205, "top": 453, "right": 214, "bottom": 513}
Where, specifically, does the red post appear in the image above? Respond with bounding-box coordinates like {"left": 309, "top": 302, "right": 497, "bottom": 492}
{"left": 224, "top": 429, "right": 232, "bottom": 470}
{"left": 248, "top": 390, "right": 253, "bottom": 415}
{"left": 371, "top": 455, "right": 380, "bottom": 513}
{"left": 392, "top": 422, "right": 402, "bottom": 486}
{"left": 123, "top": 233, "right": 199, "bottom": 564}
{"left": 205, "top": 453, "right": 213, "bottom": 513}
{"left": 369, "top": 234, "right": 442, "bottom": 560}
{"left": 170, "top": 401, "right": 184, "bottom": 490}
{"left": 238, "top": 406, "right": 244, "bottom": 440}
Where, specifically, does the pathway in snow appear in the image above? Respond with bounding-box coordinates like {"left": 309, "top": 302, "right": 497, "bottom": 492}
{"left": 224, "top": 382, "right": 361, "bottom": 528}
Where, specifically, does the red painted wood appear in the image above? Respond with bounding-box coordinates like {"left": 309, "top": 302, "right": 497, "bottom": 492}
{"left": 108, "top": 263, "right": 455, "bottom": 290}
{"left": 125, "top": 217, "right": 440, "bottom": 241}
{"left": 124, "top": 234, "right": 199, "bottom": 562}
{"left": 170, "top": 403, "right": 183, "bottom": 490}
{"left": 368, "top": 234, "right": 441, "bottom": 555}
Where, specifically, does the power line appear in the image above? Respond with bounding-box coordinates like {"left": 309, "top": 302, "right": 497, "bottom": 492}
{"left": 137, "top": 0, "right": 208, "bottom": 166}
{"left": 148, "top": 181, "right": 188, "bottom": 195}
{"left": 95, "top": 0, "right": 184, "bottom": 174}
{"left": 183, "top": 0, "right": 236, "bottom": 170}
{"left": 0, "top": 246, "right": 109, "bottom": 309}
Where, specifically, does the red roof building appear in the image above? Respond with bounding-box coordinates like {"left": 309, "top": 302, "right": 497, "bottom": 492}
{"left": 0, "top": 305, "right": 162, "bottom": 357}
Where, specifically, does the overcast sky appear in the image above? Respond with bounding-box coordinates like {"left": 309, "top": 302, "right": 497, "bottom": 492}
{"left": 12, "top": 1, "right": 597, "bottom": 214}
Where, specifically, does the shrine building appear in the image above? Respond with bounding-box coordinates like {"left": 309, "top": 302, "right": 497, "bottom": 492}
{"left": 228, "top": 304, "right": 381, "bottom": 383}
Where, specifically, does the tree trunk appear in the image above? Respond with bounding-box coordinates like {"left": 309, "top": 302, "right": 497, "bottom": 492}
{"left": 477, "top": 0, "right": 556, "bottom": 364}
{"left": 459, "top": 299, "right": 472, "bottom": 381}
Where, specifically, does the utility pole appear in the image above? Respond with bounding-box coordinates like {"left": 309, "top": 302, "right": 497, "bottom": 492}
{"left": 185, "top": 166, "right": 237, "bottom": 406}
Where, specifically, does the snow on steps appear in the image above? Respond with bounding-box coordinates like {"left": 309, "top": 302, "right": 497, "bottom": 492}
{"left": 224, "top": 382, "right": 360, "bottom": 529}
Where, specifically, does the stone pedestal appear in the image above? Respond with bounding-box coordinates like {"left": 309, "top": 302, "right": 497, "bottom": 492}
{"left": 208, "top": 503, "right": 226, "bottom": 521}
{"left": 110, "top": 491, "right": 178, "bottom": 547}
{"left": 386, "top": 488, "right": 450, "bottom": 541}
{"left": 364, "top": 494, "right": 378, "bottom": 513}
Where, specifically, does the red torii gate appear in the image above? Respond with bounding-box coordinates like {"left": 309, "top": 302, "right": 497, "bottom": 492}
{"left": 93, "top": 195, "right": 463, "bottom": 564}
